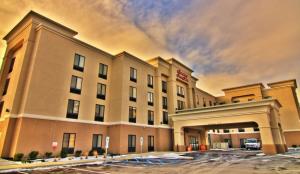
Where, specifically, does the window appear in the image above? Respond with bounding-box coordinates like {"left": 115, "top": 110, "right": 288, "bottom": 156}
{"left": 129, "top": 106, "right": 136, "bottom": 123}
{"left": 148, "top": 92, "right": 154, "bottom": 106}
{"left": 129, "top": 86, "right": 137, "bottom": 102}
{"left": 177, "top": 100, "right": 185, "bottom": 110}
{"left": 162, "top": 111, "right": 168, "bottom": 124}
{"left": 162, "top": 81, "right": 167, "bottom": 93}
{"left": 253, "top": 127, "right": 260, "bottom": 132}
{"left": 99, "top": 63, "right": 108, "bottom": 79}
{"left": 66, "top": 99, "right": 80, "bottom": 119}
{"left": 162, "top": 97, "right": 168, "bottom": 109}
{"left": 95, "top": 104, "right": 105, "bottom": 122}
{"left": 0, "top": 101, "right": 4, "bottom": 117}
{"left": 97, "top": 83, "right": 106, "bottom": 100}
{"left": 2, "top": 79, "right": 10, "bottom": 96}
{"left": 128, "top": 135, "right": 136, "bottom": 152}
{"left": 209, "top": 101, "right": 212, "bottom": 106}
{"left": 148, "top": 110, "right": 154, "bottom": 125}
{"left": 92, "top": 134, "right": 102, "bottom": 150}
{"left": 238, "top": 128, "right": 245, "bottom": 132}
{"left": 203, "top": 98, "right": 206, "bottom": 107}
{"left": 70, "top": 76, "right": 82, "bottom": 94}
{"left": 223, "top": 129, "right": 230, "bottom": 133}
{"left": 130, "top": 67, "right": 137, "bottom": 82}
{"left": 62, "top": 133, "right": 76, "bottom": 154}
{"left": 147, "top": 75, "right": 153, "bottom": 88}
{"left": 8, "top": 58, "right": 15, "bottom": 73}
{"left": 148, "top": 136, "right": 154, "bottom": 152}
{"left": 73, "top": 53, "right": 85, "bottom": 72}
{"left": 177, "top": 86, "right": 185, "bottom": 97}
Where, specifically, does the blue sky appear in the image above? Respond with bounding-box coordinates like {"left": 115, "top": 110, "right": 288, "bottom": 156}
{"left": 0, "top": 0, "right": 299, "bottom": 98}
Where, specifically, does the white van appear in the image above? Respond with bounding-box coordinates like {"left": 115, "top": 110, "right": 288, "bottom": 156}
{"left": 245, "top": 138, "right": 261, "bottom": 150}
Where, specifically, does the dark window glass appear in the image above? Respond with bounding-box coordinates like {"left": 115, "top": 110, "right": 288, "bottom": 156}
{"left": 162, "top": 97, "right": 168, "bottom": 109}
{"left": 253, "top": 127, "right": 260, "bottom": 132}
{"left": 148, "top": 136, "right": 154, "bottom": 152}
{"left": 0, "top": 101, "right": 4, "bottom": 117}
{"left": 147, "top": 75, "right": 153, "bottom": 88}
{"left": 238, "top": 128, "right": 245, "bottom": 132}
{"left": 73, "top": 54, "right": 85, "bottom": 72}
{"left": 97, "top": 83, "right": 106, "bottom": 100}
{"left": 62, "top": 133, "right": 76, "bottom": 154}
{"left": 129, "top": 106, "right": 136, "bottom": 123}
{"left": 128, "top": 135, "right": 136, "bottom": 152}
{"left": 70, "top": 76, "right": 82, "bottom": 94}
{"left": 224, "top": 129, "right": 230, "bottom": 133}
{"left": 148, "top": 110, "right": 154, "bottom": 125}
{"left": 99, "top": 63, "right": 108, "bottom": 79}
{"left": 9, "top": 58, "right": 15, "bottom": 73}
{"left": 177, "top": 100, "right": 185, "bottom": 110}
{"left": 2, "top": 79, "right": 10, "bottom": 96}
{"left": 129, "top": 86, "right": 137, "bottom": 102}
{"left": 130, "top": 67, "right": 137, "bottom": 82}
{"left": 66, "top": 99, "right": 80, "bottom": 119}
{"left": 176, "top": 86, "right": 185, "bottom": 97}
{"left": 95, "top": 104, "right": 105, "bottom": 122}
{"left": 163, "top": 111, "right": 168, "bottom": 124}
{"left": 162, "top": 81, "right": 167, "bottom": 93}
{"left": 92, "top": 134, "right": 102, "bottom": 149}
{"left": 148, "top": 92, "right": 154, "bottom": 106}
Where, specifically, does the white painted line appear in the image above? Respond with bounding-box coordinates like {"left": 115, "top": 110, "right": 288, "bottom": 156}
{"left": 71, "top": 168, "right": 110, "bottom": 174}
{"left": 104, "top": 163, "right": 144, "bottom": 169}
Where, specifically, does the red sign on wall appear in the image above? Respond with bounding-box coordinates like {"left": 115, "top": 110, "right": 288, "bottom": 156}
{"left": 177, "top": 69, "right": 188, "bottom": 82}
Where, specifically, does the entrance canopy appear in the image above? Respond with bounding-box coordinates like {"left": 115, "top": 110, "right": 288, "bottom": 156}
{"left": 169, "top": 99, "right": 287, "bottom": 155}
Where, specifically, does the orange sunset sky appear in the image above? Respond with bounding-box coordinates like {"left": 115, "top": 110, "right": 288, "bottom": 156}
{"left": 0, "top": 0, "right": 299, "bottom": 99}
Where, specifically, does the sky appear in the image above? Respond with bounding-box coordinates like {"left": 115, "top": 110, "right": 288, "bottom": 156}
{"left": 0, "top": 0, "right": 299, "bottom": 99}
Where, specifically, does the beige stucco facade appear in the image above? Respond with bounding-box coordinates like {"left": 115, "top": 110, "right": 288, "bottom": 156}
{"left": 0, "top": 11, "right": 299, "bottom": 158}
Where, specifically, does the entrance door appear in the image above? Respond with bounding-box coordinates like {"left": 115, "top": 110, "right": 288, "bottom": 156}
{"left": 148, "top": 136, "right": 154, "bottom": 152}
{"left": 240, "top": 139, "right": 246, "bottom": 148}
{"left": 189, "top": 136, "right": 199, "bottom": 150}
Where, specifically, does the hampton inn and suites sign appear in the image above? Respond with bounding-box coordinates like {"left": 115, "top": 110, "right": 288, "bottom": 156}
{"left": 176, "top": 69, "right": 189, "bottom": 83}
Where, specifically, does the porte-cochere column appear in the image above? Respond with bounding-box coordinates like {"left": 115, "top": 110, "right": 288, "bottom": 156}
{"left": 174, "top": 126, "right": 185, "bottom": 152}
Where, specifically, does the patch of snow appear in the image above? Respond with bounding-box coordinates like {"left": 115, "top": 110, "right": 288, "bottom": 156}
{"left": 256, "top": 153, "right": 266, "bottom": 156}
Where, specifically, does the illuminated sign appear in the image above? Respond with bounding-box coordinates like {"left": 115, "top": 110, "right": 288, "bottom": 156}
{"left": 177, "top": 69, "right": 188, "bottom": 82}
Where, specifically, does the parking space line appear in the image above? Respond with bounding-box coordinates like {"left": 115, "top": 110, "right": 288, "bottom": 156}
{"left": 71, "top": 168, "right": 110, "bottom": 174}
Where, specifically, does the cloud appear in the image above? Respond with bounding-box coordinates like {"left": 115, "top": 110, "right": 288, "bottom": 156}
{"left": 0, "top": 0, "right": 299, "bottom": 100}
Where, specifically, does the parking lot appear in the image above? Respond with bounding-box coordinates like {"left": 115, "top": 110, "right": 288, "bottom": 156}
{"left": 4, "top": 149, "right": 300, "bottom": 174}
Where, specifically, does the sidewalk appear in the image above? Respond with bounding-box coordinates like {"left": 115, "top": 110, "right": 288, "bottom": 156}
{"left": 0, "top": 151, "right": 186, "bottom": 171}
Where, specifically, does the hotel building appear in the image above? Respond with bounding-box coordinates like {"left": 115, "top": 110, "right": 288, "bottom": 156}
{"left": 0, "top": 11, "right": 299, "bottom": 157}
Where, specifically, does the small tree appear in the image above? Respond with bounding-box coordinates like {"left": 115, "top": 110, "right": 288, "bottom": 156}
{"left": 28, "top": 151, "right": 39, "bottom": 160}
{"left": 60, "top": 149, "right": 68, "bottom": 158}
{"left": 75, "top": 150, "right": 82, "bottom": 157}
{"left": 44, "top": 152, "right": 52, "bottom": 158}
{"left": 13, "top": 153, "right": 24, "bottom": 161}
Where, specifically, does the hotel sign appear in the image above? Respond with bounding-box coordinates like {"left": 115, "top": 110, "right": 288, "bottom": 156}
{"left": 177, "top": 69, "right": 188, "bottom": 82}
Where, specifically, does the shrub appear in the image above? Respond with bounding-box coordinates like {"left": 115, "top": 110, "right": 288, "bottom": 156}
{"left": 13, "top": 153, "right": 24, "bottom": 161}
{"left": 44, "top": 152, "right": 52, "bottom": 158}
{"left": 60, "top": 149, "right": 68, "bottom": 158}
{"left": 28, "top": 151, "right": 39, "bottom": 160}
{"left": 292, "top": 145, "right": 298, "bottom": 148}
{"left": 75, "top": 150, "right": 82, "bottom": 157}
{"left": 91, "top": 148, "right": 105, "bottom": 155}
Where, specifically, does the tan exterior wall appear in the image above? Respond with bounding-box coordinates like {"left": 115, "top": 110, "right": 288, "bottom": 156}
{"left": 0, "top": 11, "right": 299, "bottom": 157}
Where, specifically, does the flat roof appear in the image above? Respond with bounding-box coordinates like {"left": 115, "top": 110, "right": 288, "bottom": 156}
{"left": 170, "top": 99, "right": 282, "bottom": 116}
{"left": 3, "top": 10, "right": 78, "bottom": 40}
{"left": 222, "top": 83, "right": 264, "bottom": 91}
{"left": 167, "top": 58, "right": 194, "bottom": 72}
{"left": 267, "top": 79, "right": 297, "bottom": 88}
